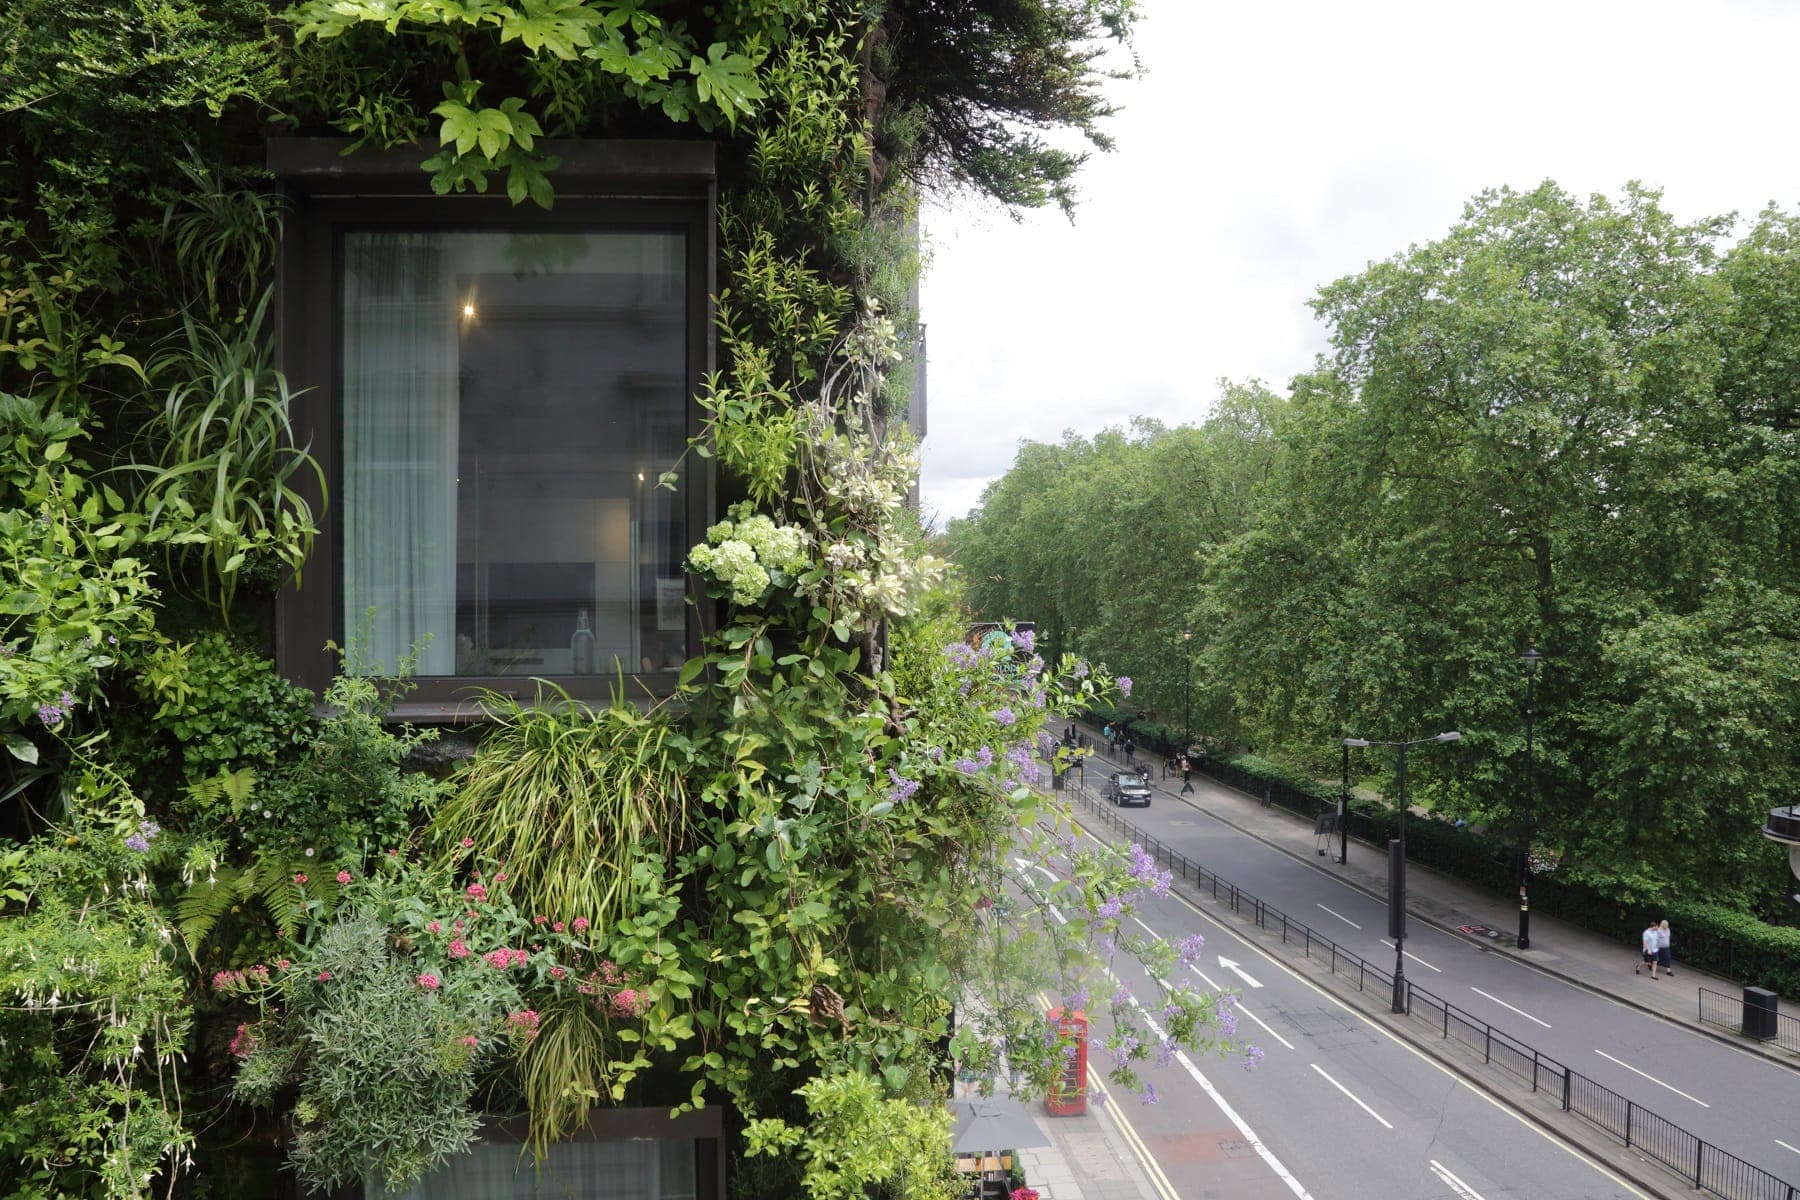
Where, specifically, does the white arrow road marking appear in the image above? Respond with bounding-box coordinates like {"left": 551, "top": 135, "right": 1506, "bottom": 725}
{"left": 1429, "top": 1159, "right": 1487, "bottom": 1200}
{"left": 1594, "top": 1050, "right": 1710, "bottom": 1108}
{"left": 1012, "top": 856, "right": 1059, "bottom": 883}
{"left": 1378, "top": 939, "right": 1442, "bottom": 972}
{"left": 1188, "top": 964, "right": 1294, "bottom": 1050}
{"left": 1316, "top": 903, "right": 1361, "bottom": 929}
{"left": 1470, "top": 987, "right": 1551, "bottom": 1028}
{"left": 1217, "top": 956, "right": 1264, "bottom": 988}
{"left": 1309, "top": 1063, "right": 1393, "bottom": 1129}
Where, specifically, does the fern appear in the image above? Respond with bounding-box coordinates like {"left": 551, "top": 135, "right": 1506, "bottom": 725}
{"left": 183, "top": 766, "right": 259, "bottom": 815}
{"left": 177, "top": 865, "right": 245, "bottom": 953}
{"left": 177, "top": 850, "right": 317, "bottom": 954}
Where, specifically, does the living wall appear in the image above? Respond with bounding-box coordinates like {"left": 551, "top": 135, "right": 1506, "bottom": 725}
{"left": 1, "top": 1, "right": 1253, "bottom": 1197}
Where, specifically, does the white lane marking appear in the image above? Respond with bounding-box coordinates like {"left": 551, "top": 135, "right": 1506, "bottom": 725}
{"left": 1104, "top": 967, "right": 1315, "bottom": 1198}
{"left": 1309, "top": 1063, "right": 1393, "bottom": 1130}
{"left": 1316, "top": 903, "right": 1361, "bottom": 929}
{"left": 1187, "top": 964, "right": 1295, "bottom": 1050}
{"left": 1430, "top": 1159, "right": 1487, "bottom": 1200}
{"left": 1378, "top": 939, "right": 1443, "bottom": 972}
{"left": 1128, "top": 913, "right": 1294, "bottom": 1051}
{"left": 1777, "top": 1139, "right": 1800, "bottom": 1156}
{"left": 1593, "top": 1050, "right": 1711, "bottom": 1108}
{"left": 1083, "top": 1072, "right": 1183, "bottom": 1200}
{"left": 1061, "top": 831, "right": 1656, "bottom": 1200}
{"left": 1469, "top": 986, "right": 1551, "bottom": 1029}
{"left": 1218, "top": 956, "right": 1264, "bottom": 988}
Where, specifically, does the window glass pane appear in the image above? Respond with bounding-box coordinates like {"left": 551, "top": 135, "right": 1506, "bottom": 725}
{"left": 341, "top": 230, "right": 688, "bottom": 678}
{"left": 383, "top": 1137, "right": 696, "bottom": 1199}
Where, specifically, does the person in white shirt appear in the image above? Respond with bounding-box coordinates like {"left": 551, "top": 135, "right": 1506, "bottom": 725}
{"left": 1635, "top": 922, "right": 1660, "bottom": 978}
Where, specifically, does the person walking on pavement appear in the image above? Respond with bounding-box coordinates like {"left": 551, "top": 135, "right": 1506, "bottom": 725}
{"left": 1179, "top": 753, "right": 1194, "bottom": 795}
{"left": 1635, "top": 921, "right": 1660, "bottom": 978}
{"left": 1123, "top": 737, "right": 1135, "bottom": 767}
{"left": 1657, "top": 919, "right": 1674, "bottom": 977}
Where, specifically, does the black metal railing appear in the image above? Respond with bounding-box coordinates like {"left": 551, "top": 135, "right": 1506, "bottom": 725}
{"left": 1697, "top": 987, "right": 1800, "bottom": 1054}
{"left": 1067, "top": 784, "right": 1800, "bottom": 1200}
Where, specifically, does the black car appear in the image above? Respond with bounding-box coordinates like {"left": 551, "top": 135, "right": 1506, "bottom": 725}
{"left": 1104, "top": 770, "right": 1152, "bottom": 807}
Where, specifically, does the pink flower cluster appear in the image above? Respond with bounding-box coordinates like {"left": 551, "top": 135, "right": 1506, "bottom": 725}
{"left": 210, "top": 965, "right": 272, "bottom": 993}
{"left": 229, "top": 1022, "right": 261, "bottom": 1059}
{"left": 576, "top": 960, "right": 646, "bottom": 1017}
{"left": 506, "top": 1009, "right": 541, "bottom": 1040}
{"left": 417, "top": 973, "right": 442, "bottom": 990}
{"left": 483, "top": 946, "right": 529, "bottom": 970}
{"left": 448, "top": 939, "right": 470, "bottom": 959}
{"left": 1011, "top": 1189, "right": 1040, "bottom": 1200}
{"left": 465, "top": 882, "right": 488, "bottom": 901}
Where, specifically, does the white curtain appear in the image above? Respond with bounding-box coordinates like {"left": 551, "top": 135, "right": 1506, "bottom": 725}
{"left": 341, "top": 233, "right": 459, "bottom": 676}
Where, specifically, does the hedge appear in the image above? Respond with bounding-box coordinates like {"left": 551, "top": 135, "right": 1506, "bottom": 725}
{"left": 1188, "top": 750, "right": 1800, "bottom": 999}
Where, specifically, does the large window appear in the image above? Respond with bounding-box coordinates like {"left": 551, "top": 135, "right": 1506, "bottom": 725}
{"left": 271, "top": 141, "right": 714, "bottom": 715}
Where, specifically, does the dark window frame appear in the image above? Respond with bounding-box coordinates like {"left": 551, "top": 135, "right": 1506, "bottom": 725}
{"left": 269, "top": 139, "right": 715, "bottom": 719}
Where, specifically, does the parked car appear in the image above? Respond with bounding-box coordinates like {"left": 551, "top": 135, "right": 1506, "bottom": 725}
{"left": 1104, "top": 770, "right": 1152, "bottom": 807}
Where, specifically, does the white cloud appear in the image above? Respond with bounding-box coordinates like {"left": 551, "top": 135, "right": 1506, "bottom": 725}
{"left": 918, "top": 0, "right": 1800, "bottom": 523}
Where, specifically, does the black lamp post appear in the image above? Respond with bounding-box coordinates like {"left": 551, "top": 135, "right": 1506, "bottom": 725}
{"left": 1518, "top": 644, "right": 1543, "bottom": 950}
{"left": 1343, "top": 730, "right": 1461, "bottom": 1013}
{"left": 1182, "top": 630, "right": 1193, "bottom": 751}
{"left": 1337, "top": 740, "right": 1351, "bottom": 864}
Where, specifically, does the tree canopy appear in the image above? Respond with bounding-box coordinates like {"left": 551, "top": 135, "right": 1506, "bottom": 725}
{"left": 948, "top": 182, "right": 1800, "bottom": 909}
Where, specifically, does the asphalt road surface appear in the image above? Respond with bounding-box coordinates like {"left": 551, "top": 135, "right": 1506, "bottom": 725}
{"left": 1014, "top": 836, "right": 1652, "bottom": 1200}
{"left": 1050, "top": 775, "right": 1800, "bottom": 1197}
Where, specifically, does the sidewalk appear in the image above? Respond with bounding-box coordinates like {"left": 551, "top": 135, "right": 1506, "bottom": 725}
{"left": 1073, "top": 727, "right": 1800, "bottom": 1073}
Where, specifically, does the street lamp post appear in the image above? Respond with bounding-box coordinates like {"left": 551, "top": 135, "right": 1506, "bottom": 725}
{"left": 1182, "top": 630, "right": 1193, "bottom": 751}
{"left": 1518, "top": 644, "right": 1542, "bottom": 950}
{"left": 1342, "top": 730, "right": 1461, "bottom": 1013}
{"left": 1337, "top": 740, "right": 1351, "bottom": 864}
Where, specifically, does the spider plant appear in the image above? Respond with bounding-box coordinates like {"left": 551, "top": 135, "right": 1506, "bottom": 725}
{"left": 135, "top": 290, "right": 325, "bottom": 619}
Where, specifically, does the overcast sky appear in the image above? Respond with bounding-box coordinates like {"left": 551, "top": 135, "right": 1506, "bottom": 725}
{"left": 917, "top": 0, "right": 1800, "bottom": 526}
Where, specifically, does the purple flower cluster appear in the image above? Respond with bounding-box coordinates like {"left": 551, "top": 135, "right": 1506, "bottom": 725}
{"left": 887, "top": 769, "right": 920, "bottom": 805}
{"left": 992, "top": 706, "right": 1016, "bottom": 727}
{"left": 1005, "top": 743, "right": 1041, "bottom": 784}
{"left": 1011, "top": 629, "right": 1035, "bottom": 653}
{"left": 1125, "top": 844, "right": 1173, "bottom": 898}
{"left": 124, "top": 819, "right": 161, "bottom": 854}
{"left": 36, "top": 691, "right": 75, "bottom": 729}
{"left": 1117, "top": 676, "right": 1133, "bottom": 697}
{"left": 1137, "top": 1083, "right": 1159, "bottom": 1105}
{"left": 1073, "top": 660, "right": 1090, "bottom": 680}
{"left": 1176, "top": 932, "right": 1205, "bottom": 967}
{"left": 1096, "top": 894, "right": 1124, "bottom": 920}
{"left": 1241, "top": 1045, "right": 1265, "bottom": 1072}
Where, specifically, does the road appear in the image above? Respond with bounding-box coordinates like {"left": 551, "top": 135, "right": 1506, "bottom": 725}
{"left": 1013, "top": 837, "right": 1652, "bottom": 1200}
{"left": 1066, "top": 776, "right": 1800, "bottom": 1190}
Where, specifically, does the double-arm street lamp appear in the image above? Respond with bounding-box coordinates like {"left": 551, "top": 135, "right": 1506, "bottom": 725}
{"left": 1342, "top": 730, "right": 1461, "bottom": 1013}
{"left": 1518, "top": 645, "right": 1543, "bottom": 950}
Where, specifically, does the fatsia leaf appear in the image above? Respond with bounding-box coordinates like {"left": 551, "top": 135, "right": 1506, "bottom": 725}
{"left": 498, "top": 0, "right": 600, "bottom": 60}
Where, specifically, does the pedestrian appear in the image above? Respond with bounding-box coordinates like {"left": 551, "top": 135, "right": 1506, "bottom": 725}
{"left": 1179, "top": 753, "right": 1194, "bottom": 795}
{"left": 1123, "top": 737, "right": 1135, "bottom": 766}
{"left": 1657, "top": 920, "right": 1673, "bottom": 977}
{"left": 1634, "top": 921, "right": 1660, "bottom": 978}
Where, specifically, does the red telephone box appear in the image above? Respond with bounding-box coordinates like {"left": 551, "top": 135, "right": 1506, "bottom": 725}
{"left": 1044, "top": 1006, "right": 1088, "bottom": 1116}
